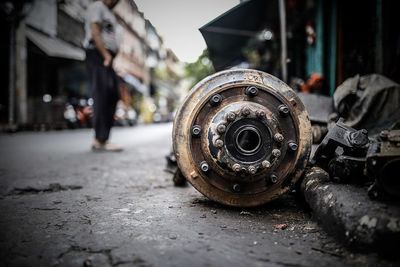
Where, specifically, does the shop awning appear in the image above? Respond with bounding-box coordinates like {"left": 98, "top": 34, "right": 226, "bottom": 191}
{"left": 26, "top": 28, "right": 85, "bottom": 61}
{"left": 199, "top": 0, "right": 279, "bottom": 71}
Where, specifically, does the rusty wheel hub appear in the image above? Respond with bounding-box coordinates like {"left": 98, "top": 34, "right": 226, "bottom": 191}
{"left": 173, "top": 69, "right": 312, "bottom": 207}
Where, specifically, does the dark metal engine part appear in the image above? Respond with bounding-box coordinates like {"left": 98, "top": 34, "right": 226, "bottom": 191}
{"left": 173, "top": 69, "right": 312, "bottom": 207}
{"left": 311, "top": 118, "right": 370, "bottom": 183}
{"left": 367, "top": 130, "right": 400, "bottom": 199}
{"left": 312, "top": 118, "right": 400, "bottom": 200}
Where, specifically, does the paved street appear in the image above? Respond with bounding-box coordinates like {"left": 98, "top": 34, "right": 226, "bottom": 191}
{"left": 0, "top": 123, "right": 386, "bottom": 266}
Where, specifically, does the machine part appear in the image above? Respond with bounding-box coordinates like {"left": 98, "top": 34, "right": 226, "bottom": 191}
{"left": 312, "top": 119, "right": 400, "bottom": 199}
{"left": 366, "top": 130, "right": 400, "bottom": 199}
{"left": 245, "top": 86, "right": 258, "bottom": 97}
{"left": 328, "top": 155, "right": 366, "bottom": 183}
{"left": 172, "top": 169, "right": 187, "bottom": 187}
{"left": 262, "top": 160, "right": 271, "bottom": 168}
{"left": 210, "top": 94, "right": 222, "bottom": 106}
{"left": 311, "top": 118, "right": 370, "bottom": 183}
{"left": 165, "top": 150, "right": 177, "bottom": 170}
{"left": 278, "top": 105, "right": 290, "bottom": 117}
{"left": 191, "top": 125, "right": 202, "bottom": 137}
{"left": 288, "top": 141, "right": 298, "bottom": 151}
{"left": 232, "top": 183, "right": 241, "bottom": 192}
{"left": 272, "top": 149, "right": 281, "bottom": 158}
{"left": 165, "top": 151, "right": 187, "bottom": 186}
{"left": 274, "top": 133, "right": 284, "bottom": 142}
{"left": 200, "top": 161, "right": 209, "bottom": 172}
{"left": 172, "top": 69, "right": 312, "bottom": 207}
{"left": 311, "top": 124, "right": 328, "bottom": 144}
{"left": 216, "top": 124, "right": 226, "bottom": 133}
{"left": 270, "top": 173, "right": 279, "bottom": 184}
{"left": 256, "top": 110, "right": 266, "bottom": 119}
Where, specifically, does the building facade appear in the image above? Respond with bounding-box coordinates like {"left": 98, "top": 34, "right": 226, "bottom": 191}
{"left": 1, "top": 0, "right": 182, "bottom": 130}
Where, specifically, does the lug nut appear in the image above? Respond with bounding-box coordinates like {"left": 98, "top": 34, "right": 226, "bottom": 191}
{"left": 232, "top": 183, "right": 241, "bottom": 192}
{"left": 226, "top": 111, "right": 236, "bottom": 121}
{"left": 270, "top": 173, "right": 278, "bottom": 184}
{"left": 245, "top": 86, "right": 258, "bottom": 97}
{"left": 191, "top": 125, "right": 201, "bottom": 137}
{"left": 288, "top": 141, "right": 298, "bottom": 151}
{"left": 210, "top": 94, "right": 222, "bottom": 106}
{"left": 255, "top": 110, "right": 266, "bottom": 119}
{"left": 274, "top": 133, "right": 284, "bottom": 142}
{"left": 217, "top": 124, "right": 226, "bottom": 134}
{"left": 232, "top": 163, "right": 241, "bottom": 172}
{"left": 262, "top": 160, "right": 271, "bottom": 168}
{"left": 242, "top": 106, "right": 251, "bottom": 116}
{"left": 272, "top": 149, "right": 281, "bottom": 158}
{"left": 278, "top": 105, "right": 290, "bottom": 117}
{"left": 248, "top": 165, "right": 257, "bottom": 174}
{"left": 215, "top": 139, "right": 224, "bottom": 148}
{"left": 200, "top": 161, "right": 209, "bottom": 172}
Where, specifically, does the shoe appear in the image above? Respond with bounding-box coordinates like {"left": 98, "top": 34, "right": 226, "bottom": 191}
{"left": 104, "top": 143, "right": 123, "bottom": 152}
{"left": 91, "top": 143, "right": 123, "bottom": 152}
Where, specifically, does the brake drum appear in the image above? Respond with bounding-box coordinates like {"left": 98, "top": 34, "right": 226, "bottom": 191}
{"left": 173, "top": 69, "right": 312, "bottom": 207}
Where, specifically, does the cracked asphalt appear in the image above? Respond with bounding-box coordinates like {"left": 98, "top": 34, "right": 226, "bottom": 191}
{"left": 0, "top": 123, "right": 392, "bottom": 266}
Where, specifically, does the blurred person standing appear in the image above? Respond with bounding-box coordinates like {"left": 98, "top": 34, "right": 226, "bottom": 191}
{"left": 83, "top": 0, "right": 122, "bottom": 152}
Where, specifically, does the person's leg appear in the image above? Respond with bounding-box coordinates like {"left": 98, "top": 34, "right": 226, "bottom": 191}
{"left": 92, "top": 66, "right": 111, "bottom": 143}
{"left": 101, "top": 67, "right": 119, "bottom": 142}
{"left": 86, "top": 49, "right": 112, "bottom": 145}
{"left": 86, "top": 49, "right": 122, "bottom": 151}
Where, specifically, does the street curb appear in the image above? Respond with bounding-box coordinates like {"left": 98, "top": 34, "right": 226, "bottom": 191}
{"left": 300, "top": 167, "right": 400, "bottom": 256}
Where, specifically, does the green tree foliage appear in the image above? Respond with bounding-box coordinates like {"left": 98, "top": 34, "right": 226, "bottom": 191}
{"left": 185, "top": 49, "right": 215, "bottom": 89}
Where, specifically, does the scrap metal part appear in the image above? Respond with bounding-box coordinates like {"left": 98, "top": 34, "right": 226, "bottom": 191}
{"left": 367, "top": 130, "right": 400, "bottom": 199}
{"left": 312, "top": 118, "right": 400, "bottom": 200}
{"left": 173, "top": 69, "right": 312, "bottom": 207}
{"left": 311, "top": 118, "right": 370, "bottom": 183}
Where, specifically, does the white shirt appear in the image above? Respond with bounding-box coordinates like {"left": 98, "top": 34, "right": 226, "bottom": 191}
{"left": 83, "top": 1, "right": 119, "bottom": 53}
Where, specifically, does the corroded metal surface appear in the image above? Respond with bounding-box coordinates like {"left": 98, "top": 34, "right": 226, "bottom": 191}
{"left": 173, "top": 69, "right": 312, "bottom": 207}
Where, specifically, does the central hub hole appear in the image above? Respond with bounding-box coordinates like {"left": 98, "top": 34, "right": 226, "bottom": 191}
{"left": 235, "top": 127, "right": 261, "bottom": 154}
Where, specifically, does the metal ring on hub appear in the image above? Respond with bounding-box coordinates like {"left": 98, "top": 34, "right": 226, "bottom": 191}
{"left": 173, "top": 69, "right": 312, "bottom": 207}
{"left": 223, "top": 117, "right": 273, "bottom": 165}
{"left": 235, "top": 126, "right": 262, "bottom": 154}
